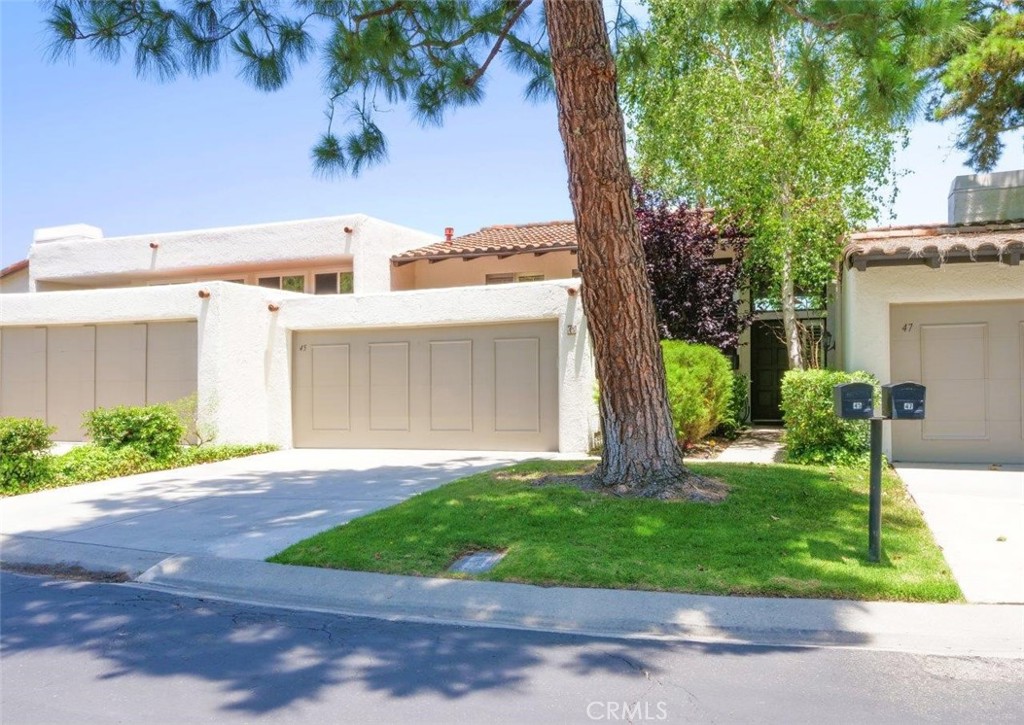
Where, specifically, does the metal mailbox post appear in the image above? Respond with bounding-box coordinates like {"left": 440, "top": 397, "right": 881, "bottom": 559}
{"left": 833, "top": 381, "right": 926, "bottom": 563}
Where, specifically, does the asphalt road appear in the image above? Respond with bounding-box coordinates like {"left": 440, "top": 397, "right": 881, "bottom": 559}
{"left": 1, "top": 572, "right": 1021, "bottom": 724}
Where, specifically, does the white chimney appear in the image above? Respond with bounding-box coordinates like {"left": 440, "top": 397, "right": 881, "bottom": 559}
{"left": 948, "top": 170, "right": 1024, "bottom": 225}
{"left": 33, "top": 224, "right": 104, "bottom": 244}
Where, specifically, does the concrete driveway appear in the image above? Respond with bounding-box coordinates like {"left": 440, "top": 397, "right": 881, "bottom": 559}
{"left": 896, "top": 464, "right": 1024, "bottom": 604}
{"left": 0, "top": 449, "right": 544, "bottom": 576}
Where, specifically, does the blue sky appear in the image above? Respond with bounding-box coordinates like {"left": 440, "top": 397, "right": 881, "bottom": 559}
{"left": 2, "top": 1, "right": 1022, "bottom": 267}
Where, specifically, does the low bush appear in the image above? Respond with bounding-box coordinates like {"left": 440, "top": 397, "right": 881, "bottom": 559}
{"left": 84, "top": 404, "right": 185, "bottom": 459}
{"left": 716, "top": 372, "right": 749, "bottom": 439}
{"left": 781, "top": 369, "right": 877, "bottom": 466}
{"left": 661, "top": 340, "right": 734, "bottom": 446}
{"left": 50, "top": 445, "right": 153, "bottom": 486}
{"left": 43, "top": 443, "right": 279, "bottom": 491}
{"left": 0, "top": 417, "right": 55, "bottom": 492}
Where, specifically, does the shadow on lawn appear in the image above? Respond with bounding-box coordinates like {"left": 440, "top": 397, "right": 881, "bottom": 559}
{"left": 0, "top": 571, "right": 816, "bottom": 717}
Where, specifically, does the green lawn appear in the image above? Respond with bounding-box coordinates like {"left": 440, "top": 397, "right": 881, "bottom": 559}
{"left": 270, "top": 460, "right": 962, "bottom": 602}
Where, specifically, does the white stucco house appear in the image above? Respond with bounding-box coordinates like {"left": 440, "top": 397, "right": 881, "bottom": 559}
{"left": 3, "top": 169, "right": 1021, "bottom": 464}
{"left": 0, "top": 215, "right": 598, "bottom": 453}
{"left": 839, "top": 170, "right": 1024, "bottom": 464}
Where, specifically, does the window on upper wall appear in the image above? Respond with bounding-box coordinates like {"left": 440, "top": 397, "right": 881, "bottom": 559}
{"left": 485, "top": 272, "right": 545, "bottom": 285}
{"left": 258, "top": 275, "right": 306, "bottom": 293}
{"left": 314, "top": 271, "right": 354, "bottom": 294}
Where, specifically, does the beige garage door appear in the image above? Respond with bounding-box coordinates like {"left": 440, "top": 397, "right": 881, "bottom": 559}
{"left": 890, "top": 300, "right": 1024, "bottom": 464}
{"left": 293, "top": 322, "right": 559, "bottom": 451}
{"left": 0, "top": 321, "right": 197, "bottom": 441}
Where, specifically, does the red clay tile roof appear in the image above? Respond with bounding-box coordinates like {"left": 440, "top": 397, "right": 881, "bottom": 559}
{"left": 393, "top": 221, "right": 578, "bottom": 263}
{"left": 845, "top": 221, "right": 1024, "bottom": 268}
{"left": 0, "top": 259, "right": 28, "bottom": 279}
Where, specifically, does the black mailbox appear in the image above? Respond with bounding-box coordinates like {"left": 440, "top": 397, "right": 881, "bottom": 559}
{"left": 833, "top": 382, "right": 875, "bottom": 419}
{"left": 881, "top": 382, "right": 925, "bottom": 420}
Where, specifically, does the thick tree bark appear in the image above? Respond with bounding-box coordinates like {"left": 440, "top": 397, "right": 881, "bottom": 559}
{"left": 544, "top": 0, "right": 689, "bottom": 489}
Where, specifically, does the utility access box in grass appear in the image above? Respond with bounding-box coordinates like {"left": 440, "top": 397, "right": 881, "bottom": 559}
{"left": 881, "top": 382, "right": 926, "bottom": 420}
{"left": 833, "top": 382, "right": 875, "bottom": 419}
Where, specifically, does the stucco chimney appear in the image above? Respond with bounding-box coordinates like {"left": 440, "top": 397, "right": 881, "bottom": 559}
{"left": 33, "top": 224, "right": 104, "bottom": 244}
{"left": 948, "top": 170, "right": 1024, "bottom": 225}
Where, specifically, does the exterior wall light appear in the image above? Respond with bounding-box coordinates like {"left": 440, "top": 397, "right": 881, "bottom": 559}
{"left": 149, "top": 242, "right": 159, "bottom": 249}
{"left": 198, "top": 289, "right": 211, "bottom": 299}
{"left": 268, "top": 303, "right": 280, "bottom": 312}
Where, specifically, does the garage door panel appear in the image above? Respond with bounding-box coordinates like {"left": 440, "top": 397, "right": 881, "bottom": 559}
{"left": 293, "top": 322, "right": 558, "bottom": 451}
{"left": 368, "top": 342, "right": 410, "bottom": 431}
{"left": 1, "top": 327, "right": 47, "bottom": 421}
{"left": 96, "top": 324, "right": 147, "bottom": 408}
{"left": 47, "top": 326, "right": 96, "bottom": 441}
{"left": 146, "top": 321, "right": 198, "bottom": 405}
{"left": 921, "top": 324, "right": 986, "bottom": 381}
{"left": 922, "top": 380, "right": 987, "bottom": 439}
{"left": 430, "top": 340, "right": 473, "bottom": 431}
{"left": 494, "top": 337, "right": 540, "bottom": 432}
{"left": 312, "top": 344, "right": 350, "bottom": 430}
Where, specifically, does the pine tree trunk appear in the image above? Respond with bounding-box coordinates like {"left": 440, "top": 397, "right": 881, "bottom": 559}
{"left": 544, "top": 0, "right": 691, "bottom": 491}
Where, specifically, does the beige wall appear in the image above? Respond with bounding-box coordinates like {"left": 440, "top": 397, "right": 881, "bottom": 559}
{"left": 0, "top": 268, "right": 29, "bottom": 294}
{"left": 398, "top": 251, "right": 578, "bottom": 290}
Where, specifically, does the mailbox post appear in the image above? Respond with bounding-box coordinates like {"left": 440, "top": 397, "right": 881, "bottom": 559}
{"left": 833, "top": 381, "right": 926, "bottom": 563}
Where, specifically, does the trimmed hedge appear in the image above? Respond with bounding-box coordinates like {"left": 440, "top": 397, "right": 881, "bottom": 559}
{"left": 661, "top": 340, "right": 734, "bottom": 446}
{"left": 781, "top": 369, "right": 877, "bottom": 466}
{"left": 84, "top": 404, "right": 185, "bottom": 459}
{"left": 0, "top": 417, "right": 55, "bottom": 492}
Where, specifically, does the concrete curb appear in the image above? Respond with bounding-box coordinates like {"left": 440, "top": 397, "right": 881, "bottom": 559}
{"left": 131, "top": 554, "right": 1024, "bottom": 659}
{"left": 1, "top": 534, "right": 171, "bottom": 578}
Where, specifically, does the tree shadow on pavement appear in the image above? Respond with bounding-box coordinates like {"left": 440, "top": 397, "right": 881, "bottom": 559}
{"left": 0, "top": 572, "right": 801, "bottom": 717}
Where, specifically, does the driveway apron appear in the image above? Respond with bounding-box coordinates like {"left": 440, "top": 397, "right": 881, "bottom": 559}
{"left": 896, "top": 464, "right": 1024, "bottom": 603}
{"left": 0, "top": 450, "right": 540, "bottom": 570}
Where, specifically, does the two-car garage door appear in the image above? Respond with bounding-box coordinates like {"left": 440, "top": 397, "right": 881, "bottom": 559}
{"left": 0, "top": 322, "right": 197, "bottom": 441}
{"left": 890, "top": 300, "right": 1024, "bottom": 464}
{"left": 293, "top": 322, "right": 559, "bottom": 451}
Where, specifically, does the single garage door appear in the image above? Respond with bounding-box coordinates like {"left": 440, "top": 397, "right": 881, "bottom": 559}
{"left": 0, "top": 321, "right": 197, "bottom": 441}
{"left": 293, "top": 321, "right": 559, "bottom": 451}
{"left": 890, "top": 300, "right": 1024, "bottom": 464}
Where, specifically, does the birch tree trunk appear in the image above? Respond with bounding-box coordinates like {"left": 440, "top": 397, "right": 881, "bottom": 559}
{"left": 779, "top": 182, "right": 804, "bottom": 370}
{"left": 780, "top": 246, "right": 805, "bottom": 369}
{"left": 544, "top": 0, "right": 693, "bottom": 491}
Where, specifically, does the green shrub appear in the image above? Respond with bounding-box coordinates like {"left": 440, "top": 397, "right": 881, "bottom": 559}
{"left": 50, "top": 445, "right": 154, "bottom": 486}
{"left": 177, "top": 443, "right": 278, "bottom": 466}
{"left": 661, "top": 340, "right": 734, "bottom": 446}
{"left": 716, "top": 372, "right": 749, "bottom": 439}
{"left": 83, "top": 404, "right": 185, "bottom": 459}
{"left": 0, "top": 417, "right": 55, "bottom": 491}
{"left": 781, "top": 369, "right": 877, "bottom": 466}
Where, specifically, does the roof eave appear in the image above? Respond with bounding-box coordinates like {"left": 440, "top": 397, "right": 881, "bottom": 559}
{"left": 392, "top": 245, "right": 579, "bottom": 266}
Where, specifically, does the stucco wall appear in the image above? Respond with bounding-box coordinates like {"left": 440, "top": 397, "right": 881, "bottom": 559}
{"left": 0, "top": 281, "right": 597, "bottom": 453}
{"left": 841, "top": 260, "right": 1024, "bottom": 456}
{"left": 399, "top": 250, "right": 579, "bottom": 290}
{"left": 28, "top": 215, "right": 438, "bottom": 295}
{"left": 0, "top": 283, "right": 293, "bottom": 445}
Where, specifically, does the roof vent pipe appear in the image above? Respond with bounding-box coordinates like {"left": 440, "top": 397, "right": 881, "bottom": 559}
{"left": 444, "top": 227, "right": 454, "bottom": 243}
